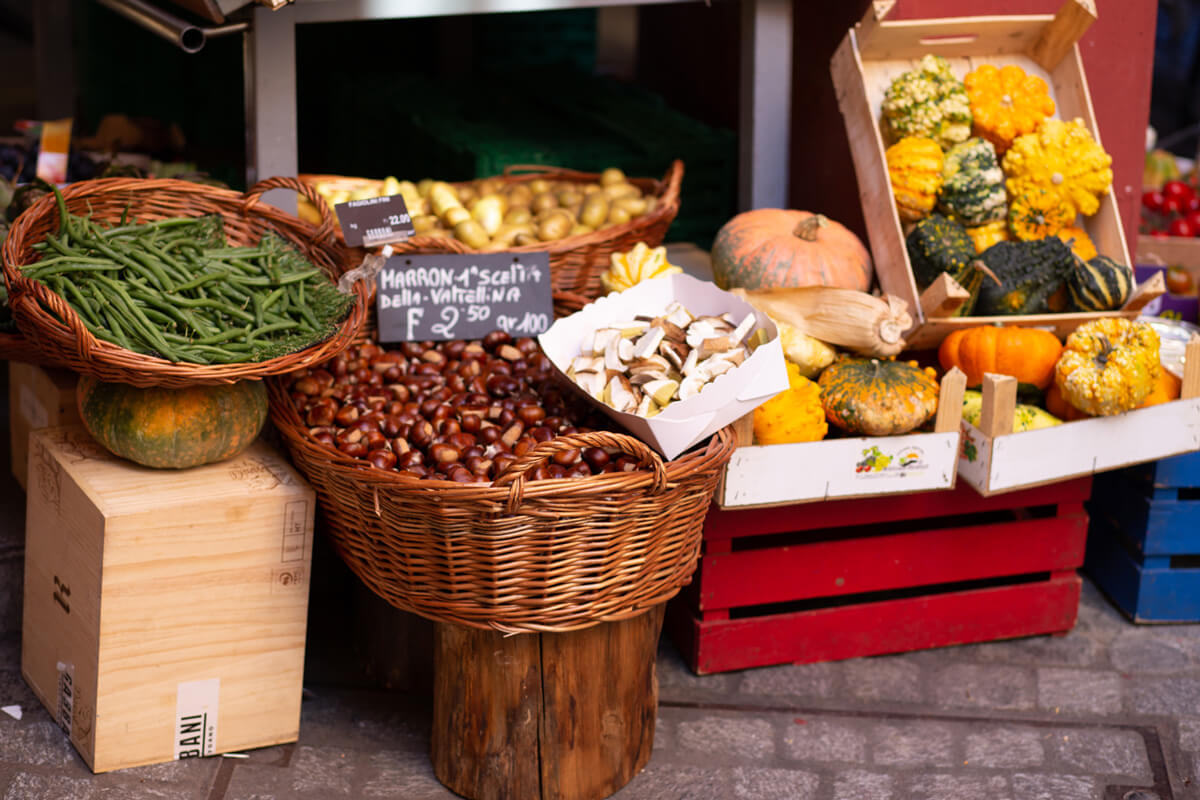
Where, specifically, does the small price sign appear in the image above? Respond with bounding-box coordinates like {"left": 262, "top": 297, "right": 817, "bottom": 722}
{"left": 376, "top": 252, "right": 555, "bottom": 343}
{"left": 333, "top": 194, "right": 416, "bottom": 248}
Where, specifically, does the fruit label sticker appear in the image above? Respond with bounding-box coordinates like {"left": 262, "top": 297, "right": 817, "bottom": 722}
{"left": 854, "top": 444, "right": 929, "bottom": 478}
{"left": 334, "top": 194, "right": 416, "bottom": 248}
{"left": 376, "top": 252, "right": 554, "bottom": 343}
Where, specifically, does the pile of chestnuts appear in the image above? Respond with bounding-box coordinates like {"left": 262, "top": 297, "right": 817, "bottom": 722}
{"left": 284, "top": 330, "right": 645, "bottom": 483}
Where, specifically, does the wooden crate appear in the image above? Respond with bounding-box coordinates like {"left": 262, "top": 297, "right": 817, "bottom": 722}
{"left": 1085, "top": 452, "right": 1200, "bottom": 622}
{"left": 667, "top": 478, "right": 1091, "bottom": 675}
{"left": 830, "top": 0, "right": 1160, "bottom": 350}
{"left": 21, "top": 426, "right": 315, "bottom": 773}
{"left": 8, "top": 361, "right": 79, "bottom": 491}
{"left": 957, "top": 338, "right": 1200, "bottom": 496}
{"left": 716, "top": 368, "right": 966, "bottom": 508}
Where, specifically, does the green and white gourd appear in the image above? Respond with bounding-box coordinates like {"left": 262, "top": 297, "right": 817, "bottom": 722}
{"left": 1066, "top": 254, "right": 1134, "bottom": 311}
{"left": 938, "top": 138, "right": 1007, "bottom": 226}
{"left": 881, "top": 54, "right": 972, "bottom": 150}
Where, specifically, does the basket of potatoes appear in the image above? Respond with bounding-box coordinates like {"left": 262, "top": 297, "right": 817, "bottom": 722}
{"left": 301, "top": 161, "right": 683, "bottom": 312}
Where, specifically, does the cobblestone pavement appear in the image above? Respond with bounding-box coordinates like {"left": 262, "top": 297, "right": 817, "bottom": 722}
{"left": 1, "top": 574, "right": 1198, "bottom": 800}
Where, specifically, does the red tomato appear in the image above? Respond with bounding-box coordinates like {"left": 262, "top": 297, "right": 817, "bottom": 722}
{"left": 1163, "top": 195, "right": 1186, "bottom": 217}
{"left": 1143, "top": 190, "right": 1166, "bottom": 213}
{"left": 1164, "top": 179, "right": 1195, "bottom": 203}
{"left": 1185, "top": 209, "right": 1200, "bottom": 232}
{"left": 1168, "top": 216, "right": 1196, "bottom": 237}
{"left": 1186, "top": 194, "right": 1200, "bottom": 213}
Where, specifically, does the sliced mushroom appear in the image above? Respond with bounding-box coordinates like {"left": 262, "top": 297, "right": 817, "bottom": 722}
{"left": 592, "top": 327, "right": 620, "bottom": 357}
{"left": 635, "top": 393, "right": 659, "bottom": 418}
{"left": 664, "top": 302, "right": 694, "bottom": 328}
{"left": 660, "top": 340, "right": 688, "bottom": 370}
{"left": 697, "top": 335, "right": 735, "bottom": 360}
{"left": 604, "top": 335, "right": 625, "bottom": 371}
{"left": 604, "top": 374, "right": 639, "bottom": 413}
{"left": 628, "top": 354, "right": 671, "bottom": 375}
{"left": 730, "top": 312, "right": 757, "bottom": 345}
{"left": 677, "top": 374, "right": 707, "bottom": 401}
{"left": 680, "top": 347, "right": 700, "bottom": 377}
{"left": 693, "top": 355, "right": 736, "bottom": 382}
{"left": 632, "top": 325, "right": 666, "bottom": 359}
{"left": 610, "top": 319, "right": 650, "bottom": 338}
{"left": 642, "top": 378, "right": 680, "bottom": 406}
{"left": 685, "top": 319, "right": 719, "bottom": 349}
{"left": 575, "top": 370, "right": 606, "bottom": 399}
{"left": 571, "top": 355, "right": 604, "bottom": 374}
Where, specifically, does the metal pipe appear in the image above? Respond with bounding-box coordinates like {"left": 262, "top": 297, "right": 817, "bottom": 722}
{"left": 94, "top": 0, "right": 248, "bottom": 53}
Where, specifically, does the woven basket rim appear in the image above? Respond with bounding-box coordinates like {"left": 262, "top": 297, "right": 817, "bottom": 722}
{"left": 299, "top": 159, "right": 684, "bottom": 256}
{"left": 1, "top": 176, "right": 368, "bottom": 386}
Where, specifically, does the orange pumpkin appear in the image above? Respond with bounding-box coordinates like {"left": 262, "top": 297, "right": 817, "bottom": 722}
{"left": 710, "top": 209, "right": 874, "bottom": 292}
{"left": 1136, "top": 368, "right": 1181, "bottom": 408}
{"left": 938, "top": 326, "right": 1063, "bottom": 389}
{"left": 1045, "top": 382, "right": 1091, "bottom": 421}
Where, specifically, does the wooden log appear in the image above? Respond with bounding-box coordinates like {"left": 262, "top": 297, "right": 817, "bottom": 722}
{"left": 431, "top": 605, "right": 665, "bottom": 800}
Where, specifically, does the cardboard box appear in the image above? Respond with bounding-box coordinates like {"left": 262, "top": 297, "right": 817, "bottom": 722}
{"left": 21, "top": 427, "right": 315, "bottom": 773}
{"left": 831, "top": 0, "right": 1157, "bottom": 350}
{"left": 538, "top": 272, "right": 788, "bottom": 461}
{"left": 716, "top": 368, "right": 966, "bottom": 508}
{"left": 956, "top": 338, "right": 1200, "bottom": 495}
{"left": 8, "top": 361, "right": 80, "bottom": 491}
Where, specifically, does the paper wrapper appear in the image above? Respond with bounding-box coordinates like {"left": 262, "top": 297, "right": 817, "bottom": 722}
{"left": 538, "top": 273, "right": 788, "bottom": 460}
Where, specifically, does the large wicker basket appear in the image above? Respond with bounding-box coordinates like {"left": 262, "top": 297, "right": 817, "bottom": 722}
{"left": 267, "top": 375, "right": 733, "bottom": 633}
{"left": 301, "top": 160, "right": 684, "bottom": 305}
{"left": 0, "top": 176, "right": 368, "bottom": 387}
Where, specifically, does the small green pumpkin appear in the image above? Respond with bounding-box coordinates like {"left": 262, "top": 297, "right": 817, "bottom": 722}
{"left": 818, "top": 357, "right": 939, "bottom": 436}
{"left": 1066, "top": 254, "right": 1134, "bottom": 312}
{"left": 938, "top": 138, "right": 1007, "bottom": 226}
{"left": 77, "top": 376, "right": 268, "bottom": 469}
{"left": 905, "top": 213, "right": 993, "bottom": 316}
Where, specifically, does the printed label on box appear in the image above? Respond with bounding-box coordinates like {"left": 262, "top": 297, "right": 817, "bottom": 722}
{"left": 175, "top": 678, "right": 219, "bottom": 759}
{"left": 55, "top": 661, "right": 74, "bottom": 737}
{"left": 282, "top": 500, "right": 309, "bottom": 563}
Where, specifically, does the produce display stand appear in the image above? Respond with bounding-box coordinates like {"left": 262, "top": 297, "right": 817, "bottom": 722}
{"left": 1085, "top": 451, "right": 1200, "bottom": 622}
{"left": 957, "top": 336, "right": 1200, "bottom": 496}
{"left": 717, "top": 367, "right": 966, "bottom": 508}
{"left": 668, "top": 477, "right": 1091, "bottom": 675}
{"left": 830, "top": 0, "right": 1152, "bottom": 350}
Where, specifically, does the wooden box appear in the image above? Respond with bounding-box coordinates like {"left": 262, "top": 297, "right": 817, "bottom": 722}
{"left": 957, "top": 338, "right": 1200, "bottom": 496}
{"left": 8, "top": 361, "right": 79, "bottom": 491}
{"left": 1085, "top": 452, "right": 1200, "bottom": 622}
{"left": 716, "top": 368, "right": 965, "bottom": 508}
{"left": 21, "top": 426, "right": 315, "bottom": 773}
{"left": 667, "top": 478, "right": 1090, "bottom": 675}
{"left": 830, "top": 0, "right": 1157, "bottom": 350}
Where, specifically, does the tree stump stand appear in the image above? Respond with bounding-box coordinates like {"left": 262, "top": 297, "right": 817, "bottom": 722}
{"left": 431, "top": 605, "right": 665, "bottom": 800}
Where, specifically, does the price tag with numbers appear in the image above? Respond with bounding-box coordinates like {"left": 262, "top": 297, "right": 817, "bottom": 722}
{"left": 376, "top": 252, "right": 555, "bottom": 343}
{"left": 333, "top": 194, "right": 416, "bottom": 248}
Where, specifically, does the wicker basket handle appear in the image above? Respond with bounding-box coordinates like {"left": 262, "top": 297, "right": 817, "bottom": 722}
{"left": 501, "top": 164, "right": 595, "bottom": 180}
{"left": 243, "top": 176, "right": 337, "bottom": 245}
{"left": 493, "top": 430, "right": 668, "bottom": 515}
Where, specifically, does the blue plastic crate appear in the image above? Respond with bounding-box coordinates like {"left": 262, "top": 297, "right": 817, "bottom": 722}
{"left": 1085, "top": 455, "right": 1200, "bottom": 622}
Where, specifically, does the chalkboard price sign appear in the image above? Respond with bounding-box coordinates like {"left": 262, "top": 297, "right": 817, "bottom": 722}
{"left": 376, "top": 252, "right": 555, "bottom": 343}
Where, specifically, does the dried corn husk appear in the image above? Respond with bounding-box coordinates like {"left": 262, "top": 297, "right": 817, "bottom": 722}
{"left": 730, "top": 286, "right": 913, "bottom": 357}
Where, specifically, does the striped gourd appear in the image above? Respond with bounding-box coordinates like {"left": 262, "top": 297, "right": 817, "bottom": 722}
{"left": 1066, "top": 254, "right": 1134, "bottom": 312}
{"left": 938, "top": 138, "right": 1007, "bottom": 226}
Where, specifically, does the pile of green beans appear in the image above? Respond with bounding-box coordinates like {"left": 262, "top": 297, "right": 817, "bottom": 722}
{"left": 21, "top": 190, "right": 353, "bottom": 364}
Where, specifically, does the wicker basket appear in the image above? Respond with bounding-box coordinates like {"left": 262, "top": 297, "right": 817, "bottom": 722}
{"left": 0, "top": 177, "right": 369, "bottom": 387}
{"left": 301, "top": 160, "right": 684, "bottom": 304}
{"left": 0, "top": 331, "right": 44, "bottom": 363}
{"left": 267, "top": 375, "right": 733, "bottom": 633}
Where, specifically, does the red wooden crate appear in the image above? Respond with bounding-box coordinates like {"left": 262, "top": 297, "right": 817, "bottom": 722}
{"left": 667, "top": 479, "right": 1091, "bottom": 674}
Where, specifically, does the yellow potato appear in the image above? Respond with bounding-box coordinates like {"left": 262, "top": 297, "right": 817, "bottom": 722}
{"left": 504, "top": 206, "right": 533, "bottom": 226}
{"left": 476, "top": 177, "right": 504, "bottom": 197}
{"left": 456, "top": 185, "right": 477, "bottom": 204}
{"left": 430, "top": 182, "right": 462, "bottom": 217}
{"left": 600, "top": 167, "right": 626, "bottom": 187}
{"left": 531, "top": 191, "right": 559, "bottom": 214}
{"left": 528, "top": 179, "right": 552, "bottom": 195}
{"left": 615, "top": 196, "right": 648, "bottom": 217}
{"left": 537, "top": 214, "right": 571, "bottom": 241}
{"left": 471, "top": 194, "right": 505, "bottom": 235}
{"left": 579, "top": 194, "right": 609, "bottom": 228}
{"left": 608, "top": 206, "right": 632, "bottom": 226}
{"left": 603, "top": 182, "right": 641, "bottom": 201}
{"left": 411, "top": 214, "right": 439, "bottom": 234}
{"left": 454, "top": 219, "right": 491, "bottom": 249}
{"left": 569, "top": 223, "right": 595, "bottom": 236}
{"left": 557, "top": 189, "right": 583, "bottom": 208}
{"left": 505, "top": 184, "right": 533, "bottom": 207}
{"left": 417, "top": 178, "right": 435, "bottom": 197}
{"left": 514, "top": 232, "right": 540, "bottom": 247}
{"left": 442, "top": 206, "right": 472, "bottom": 227}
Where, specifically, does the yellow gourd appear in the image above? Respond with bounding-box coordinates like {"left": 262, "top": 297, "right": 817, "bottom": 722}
{"left": 753, "top": 362, "right": 828, "bottom": 444}
{"left": 1004, "top": 118, "right": 1113, "bottom": 221}
{"left": 600, "top": 242, "right": 682, "bottom": 293}
{"left": 1054, "top": 225, "right": 1098, "bottom": 260}
{"left": 1008, "top": 186, "right": 1076, "bottom": 241}
{"left": 964, "top": 63, "right": 1056, "bottom": 155}
{"left": 885, "top": 137, "right": 945, "bottom": 222}
{"left": 966, "top": 220, "right": 1010, "bottom": 253}
{"left": 1055, "top": 318, "right": 1160, "bottom": 416}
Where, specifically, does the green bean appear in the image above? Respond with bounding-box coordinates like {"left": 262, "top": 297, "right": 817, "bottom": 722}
{"left": 91, "top": 275, "right": 181, "bottom": 360}
{"left": 246, "top": 319, "right": 300, "bottom": 341}
{"left": 193, "top": 326, "right": 252, "bottom": 346}
{"left": 98, "top": 304, "right": 134, "bottom": 351}
{"left": 173, "top": 268, "right": 230, "bottom": 293}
